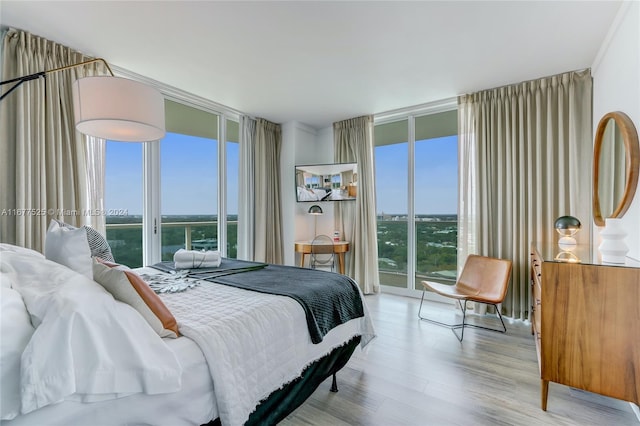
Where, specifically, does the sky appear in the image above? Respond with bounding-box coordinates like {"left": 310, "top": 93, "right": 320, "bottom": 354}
{"left": 376, "top": 135, "right": 458, "bottom": 215}
{"left": 106, "top": 133, "right": 456, "bottom": 216}
{"left": 105, "top": 133, "right": 239, "bottom": 216}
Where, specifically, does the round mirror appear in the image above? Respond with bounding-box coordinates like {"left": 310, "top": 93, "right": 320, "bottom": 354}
{"left": 593, "top": 111, "right": 640, "bottom": 226}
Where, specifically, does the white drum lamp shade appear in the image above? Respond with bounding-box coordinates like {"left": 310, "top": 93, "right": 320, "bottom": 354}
{"left": 72, "top": 76, "right": 166, "bottom": 142}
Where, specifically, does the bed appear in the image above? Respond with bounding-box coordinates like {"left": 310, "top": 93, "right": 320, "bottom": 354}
{"left": 296, "top": 186, "right": 331, "bottom": 202}
{"left": 0, "top": 241, "right": 375, "bottom": 426}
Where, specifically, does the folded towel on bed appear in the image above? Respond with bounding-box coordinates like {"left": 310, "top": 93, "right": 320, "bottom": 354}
{"left": 174, "top": 249, "right": 221, "bottom": 269}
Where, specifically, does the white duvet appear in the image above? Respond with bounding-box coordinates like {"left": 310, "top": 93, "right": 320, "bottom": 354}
{"left": 0, "top": 248, "right": 182, "bottom": 416}
{"left": 297, "top": 186, "right": 329, "bottom": 201}
{"left": 150, "top": 267, "right": 376, "bottom": 426}
{"left": 1, "top": 243, "right": 375, "bottom": 425}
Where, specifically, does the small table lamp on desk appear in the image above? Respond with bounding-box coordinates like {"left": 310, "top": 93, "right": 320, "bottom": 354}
{"left": 294, "top": 240, "right": 350, "bottom": 275}
{"left": 308, "top": 204, "right": 323, "bottom": 237}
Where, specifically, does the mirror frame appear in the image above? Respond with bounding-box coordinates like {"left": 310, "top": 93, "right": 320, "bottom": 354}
{"left": 593, "top": 111, "right": 640, "bottom": 226}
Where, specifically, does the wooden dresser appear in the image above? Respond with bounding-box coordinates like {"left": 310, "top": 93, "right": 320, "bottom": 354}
{"left": 530, "top": 243, "right": 640, "bottom": 411}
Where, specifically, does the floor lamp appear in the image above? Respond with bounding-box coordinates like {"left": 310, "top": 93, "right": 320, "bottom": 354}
{"left": 0, "top": 57, "right": 165, "bottom": 142}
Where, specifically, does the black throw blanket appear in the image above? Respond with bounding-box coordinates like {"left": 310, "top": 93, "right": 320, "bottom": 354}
{"left": 150, "top": 258, "right": 267, "bottom": 277}
{"left": 211, "top": 265, "right": 364, "bottom": 344}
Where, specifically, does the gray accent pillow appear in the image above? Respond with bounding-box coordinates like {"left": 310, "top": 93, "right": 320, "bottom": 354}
{"left": 53, "top": 219, "right": 115, "bottom": 263}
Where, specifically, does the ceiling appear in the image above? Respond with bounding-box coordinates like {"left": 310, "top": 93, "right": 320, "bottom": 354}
{"left": 1, "top": 1, "right": 622, "bottom": 129}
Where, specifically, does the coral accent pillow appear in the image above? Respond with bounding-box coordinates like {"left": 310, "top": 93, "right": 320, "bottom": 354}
{"left": 92, "top": 259, "right": 179, "bottom": 338}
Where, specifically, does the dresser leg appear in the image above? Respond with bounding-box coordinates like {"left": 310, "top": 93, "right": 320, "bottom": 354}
{"left": 541, "top": 379, "right": 549, "bottom": 411}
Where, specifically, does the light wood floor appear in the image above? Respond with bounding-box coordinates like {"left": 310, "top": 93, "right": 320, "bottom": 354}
{"left": 283, "top": 293, "right": 639, "bottom": 426}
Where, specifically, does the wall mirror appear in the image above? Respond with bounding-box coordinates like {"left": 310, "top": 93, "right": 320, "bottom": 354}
{"left": 592, "top": 111, "right": 640, "bottom": 226}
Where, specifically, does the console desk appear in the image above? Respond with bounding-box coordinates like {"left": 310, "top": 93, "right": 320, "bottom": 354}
{"left": 530, "top": 243, "right": 640, "bottom": 411}
{"left": 295, "top": 240, "right": 349, "bottom": 274}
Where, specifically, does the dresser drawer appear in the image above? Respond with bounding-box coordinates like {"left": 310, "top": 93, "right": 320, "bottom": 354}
{"left": 531, "top": 242, "right": 640, "bottom": 409}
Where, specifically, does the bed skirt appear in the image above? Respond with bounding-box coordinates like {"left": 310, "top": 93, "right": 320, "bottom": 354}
{"left": 203, "top": 335, "right": 361, "bottom": 426}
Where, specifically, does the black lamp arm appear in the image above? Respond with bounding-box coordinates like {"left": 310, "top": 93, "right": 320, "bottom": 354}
{"left": 0, "top": 58, "right": 113, "bottom": 102}
{"left": 0, "top": 71, "right": 46, "bottom": 101}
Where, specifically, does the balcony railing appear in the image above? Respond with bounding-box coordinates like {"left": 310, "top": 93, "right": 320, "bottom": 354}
{"left": 377, "top": 218, "right": 458, "bottom": 288}
{"left": 106, "top": 218, "right": 455, "bottom": 288}
{"left": 106, "top": 220, "right": 234, "bottom": 250}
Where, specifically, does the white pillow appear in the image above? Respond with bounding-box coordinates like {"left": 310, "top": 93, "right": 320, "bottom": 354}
{"left": 53, "top": 219, "right": 115, "bottom": 263}
{"left": 2, "top": 250, "right": 182, "bottom": 415}
{"left": 44, "top": 219, "right": 92, "bottom": 278}
{"left": 0, "top": 285, "right": 35, "bottom": 420}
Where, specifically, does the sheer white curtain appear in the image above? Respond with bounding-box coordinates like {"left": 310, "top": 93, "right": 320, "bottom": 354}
{"left": 334, "top": 115, "right": 380, "bottom": 294}
{"left": 0, "top": 29, "right": 109, "bottom": 251}
{"left": 84, "top": 136, "right": 106, "bottom": 235}
{"left": 458, "top": 69, "right": 592, "bottom": 319}
{"left": 237, "top": 115, "right": 256, "bottom": 261}
{"left": 238, "top": 117, "right": 283, "bottom": 264}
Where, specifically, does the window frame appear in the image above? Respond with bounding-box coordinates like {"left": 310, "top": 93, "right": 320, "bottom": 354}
{"left": 374, "top": 98, "right": 458, "bottom": 298}
{"left": 106, "top": 68, "right": 242, "bottom": 266}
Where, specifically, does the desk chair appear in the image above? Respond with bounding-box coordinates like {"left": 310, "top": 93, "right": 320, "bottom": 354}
{"left": 310, "top": 235, "right": 335, "bottom": 272}
{"left": 418, "top": 254, "right": 512, "bottom": 342}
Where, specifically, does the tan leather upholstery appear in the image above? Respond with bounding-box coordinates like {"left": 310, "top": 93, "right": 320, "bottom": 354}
{"left": 422, "top": 255, "right": 512, "bottom": 304}
{"left": 419, "top": 254, "right": 512, "bottom": 341}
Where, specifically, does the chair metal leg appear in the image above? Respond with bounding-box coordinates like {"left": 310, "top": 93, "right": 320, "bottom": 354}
{"left": 451, "top": 300, "right": 467, "bottom": 342}
{"left": 462, "top": 303, "right": 507, "bottom": 334}
{"left": 419, "top": 291, "right": 467, "bottom": 341}
{"left": 419, "top": 295, "right": 506, "bottom": 342}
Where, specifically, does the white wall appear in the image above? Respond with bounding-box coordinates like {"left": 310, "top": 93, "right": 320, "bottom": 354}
{"left": 592, "top": 1, "right": 640, "bottom": 261}
{"left": 311, "top": 126, "right": 336, "bottom": 238}
{"left": 280, "top": 121, "right": 335, "bottom": 266}
{"left": 592, "top": 3, "right": 640, "bottom": 421}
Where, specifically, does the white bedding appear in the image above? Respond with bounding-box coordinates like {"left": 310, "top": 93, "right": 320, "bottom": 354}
{"left": 2, "top": 336, "right": 216, "bottom": 426}
{"left": 145, "top": 266, "right": 376, "bottom": 426}
{"left": 297, "top": 186, "right": 329, "bottom": 201}
{"left": 1, "top": 242, "right": 375, "bottom": 426}
{"left": 0, "top": 247, "right": 182, "bottom": 417}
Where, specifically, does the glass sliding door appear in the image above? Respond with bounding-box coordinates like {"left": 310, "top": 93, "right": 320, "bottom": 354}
{"left": 104, "top": 98, "right": 240, "bottom": 266}
{"left": 161, "top": 101, "right": 219, "bottom": 261}
{"left": 374, "top": 109, "right": 458, "bottom": 293}
{"left": 160, "top": 132, "right": 218, "bottom": 260}
{"left": 226, "top": 119, "right": 239, "bottom": 259}
{"left": 105, "top": 142, "right": 143, "bottom": 267}
{"left": 375, "top": 119, "right": 409, "bottom": 288}
{"left": 414, "top": 112, "right": 458, "bottom": 287}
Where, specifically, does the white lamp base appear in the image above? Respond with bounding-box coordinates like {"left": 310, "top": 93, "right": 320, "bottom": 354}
{"left": 557, "top": 236, "right": 577, "bottom": 250}
{"left": 599, "top": 218, "right": 628, "bottom": 264}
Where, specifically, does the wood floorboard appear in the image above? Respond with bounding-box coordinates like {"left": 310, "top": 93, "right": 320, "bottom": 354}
{"left": 284, "top": 293, "right": 639, "bottom": 425}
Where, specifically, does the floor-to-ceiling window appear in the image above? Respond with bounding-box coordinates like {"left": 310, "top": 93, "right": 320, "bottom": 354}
{"left": 160, "top": 132, "right": 218, "bottom": 260}
{"left": 105, "top": 143, "right": 143, "bottom": 267}
{"left": 374, "top": 109, "right": 458, "bottom": 295}
{"left": 105, "top": 97, "right": 239, "bottom": 266}
{"left": 413, "top": 112, "right": 458, "bottom": 289}
{"left": 375, "top": 119, "right": 409, "bottom": 288}
{"left": 226, "top": 119, "right": 239, "bottom": 259}
{"left": 160, "top": 101, "right": 219, "bottom": 261}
